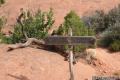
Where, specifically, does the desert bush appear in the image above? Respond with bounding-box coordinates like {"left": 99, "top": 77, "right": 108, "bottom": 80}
{"left": 99, "top": 22, "right": 120, "bottom": 51}
{"left": 106, "top": 5, "right": 120, "bottom": 27}
{"left": 0, "top": 0, "right": 5, "bottom": 5}
{"left": 0, "top": 17, "right": 6, "bottom": 43}
{"left": 113, "top": 71, "right": 120, "bottom": 76}
{"left": 0, "top": 17, "right": 6, "bottom": 31}
{"left": 83, "top": 4, "right": 120, "bottom": 34}
{"left": 83, "top": 4, "right": 120, "bottom": 52}
{"left": 5, "top": 9, "right": 54, "bottom": 44}
{"left": 0, "top": 17, "right": 4, "bottom": 31}
{"left": 58, "top": 11, "right": 94, "bottom": 36}
{"left": 56, "top": 11, "right": 95, "bottom": 52}
{"left": 110, "top": 40, "right": 120, "bottom": 52}
{"left": 83, "top": 10, "right": 107, "bottom": 34}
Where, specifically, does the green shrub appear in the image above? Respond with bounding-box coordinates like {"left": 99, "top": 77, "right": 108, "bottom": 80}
{"left": 56, "top": 11, "right": 95, "bottom": 52}
{"left": 83, "top": 4, "right": 120, "bottom": 52}
{"left": 5, "top": 9, "right": 54, "bottom": 44}
{"left": 83, "top": 4, "right": 120, "bottom": 34}
{"left": 0, "top": 0, "right": 5, "bottom": 5}
{"left": 99, "top": 22, "right": 120, "bottom": 50}
{"left": 110, "top": 40, "right": 120, "bottom": 52}
{"left": 73, "top": 44, "right": 87, "bottom": 52}
{"left": 59, "top": 11, "right": 95, "bottom": 36}
{"left": 83, "top": 10, "right": 106, "bottom": 34}
{"left": 0, "top": 17, "right": 4, "bottom": 31}
{"left": 0, "top": 16, "right": 6, "bottom": 43}
{"left": 0, "top": 33, "right": 3, "bottom": 43}
{"left": 113, "top": 71, "right": 120, "bottom": 76}
{"left": 98, "top": 36, "right": 112, "bottom": 47}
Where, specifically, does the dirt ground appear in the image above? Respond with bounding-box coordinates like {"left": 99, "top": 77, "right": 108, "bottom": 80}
{"left": 0, "top": 44, "right": 120, "bottom": 80}
{"left": 0, "top": 0, "right": 120, "bottom": 80}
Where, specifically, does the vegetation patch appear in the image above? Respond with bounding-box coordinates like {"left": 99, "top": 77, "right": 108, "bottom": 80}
{"left": 0, "top": 16, "right": 6, "bottom": 43}
{"left": 83, "top": 5, "right": 120, "bottom": 52}
{"left": 113, "top": 71, "right": 120, "bottom": 76}
{"left": 0, "top": 0, "right": 5, "bottom": 6}
{"left": 1, "top": 5, "right": 120, "bottom": 52}
{"left": 3, "top": 9, "right": 54, "bottom": 44}
{"left": 55, "top": 11, "right": 95, "bottom": 53}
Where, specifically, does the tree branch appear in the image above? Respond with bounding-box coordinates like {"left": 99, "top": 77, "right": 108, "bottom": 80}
{"left": 7, "top": 38, "right": 45, "bottom": 51}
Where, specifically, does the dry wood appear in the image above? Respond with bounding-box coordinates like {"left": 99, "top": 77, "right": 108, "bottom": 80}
{"left": 8, "top": 13, "right": 45, "bottom": 51}
{"left": 68, "top": 27, "right": 74, "bottom": 80}
{"left": 7, "top": 38, "right": 45, "bottom": 51}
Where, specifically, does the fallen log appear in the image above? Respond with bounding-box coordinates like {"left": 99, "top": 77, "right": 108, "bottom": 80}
{"left": 7, "top": 38, "right": 45, "bottom": 51}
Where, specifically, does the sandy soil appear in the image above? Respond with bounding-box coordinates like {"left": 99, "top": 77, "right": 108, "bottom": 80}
{"left": 0, "top": 44, "right": 96, "bottom": 80}
{"left": 0, "top": 44, "right": 120, "bottom": 80}
{"left": 91, "top": 48, "right": 120, "bottom": 76}
{"left": 0, "top": 0, "right": 120, "bottom": 80}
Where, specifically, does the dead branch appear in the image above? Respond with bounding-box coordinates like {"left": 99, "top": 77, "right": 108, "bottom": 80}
{"left": 17, "top": 9, "right": 29, "bottom": 40}
{"left": 7, "top": 10, "right": 45, "bottom": 51}
{"left": 7, "top": 38, "right": 45, "bottom": 51}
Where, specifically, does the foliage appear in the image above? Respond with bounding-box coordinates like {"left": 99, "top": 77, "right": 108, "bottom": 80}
{"left": 0, "top": 16, "right": 6, "bottom": 43}
{"left": 106, "top": 5, "right": 120, "bottom": 27}
{"left": 0, "top": 17, "right": 4, "bottom": 31}
{"left": 5, "top": 9, "right": 54, "bottom": 44}
{"left": 57, "top": 11, "right": 95, "bottom": 36}
{"left": 113, "top": 71, "right": 120, "bottom": 76}
{"left": 83, "top": 10, "right": 106, "bottom": 34}
{"left": 0, "top": 0, "right": 5, "bottom": 5}
{"left": 83, "top": 5, "right": 120, "bottom": 52}
{"left": 56, "top": 11, "right": 95, "bottom": 52}
{"left": 99, "top": 19, "right": 120, "bottom": 51}
{"left": 110, "top": 40, "right": 120, "bottom": 52}
{"left": 83, "top": 4, "right": 120, "bottom": 34}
